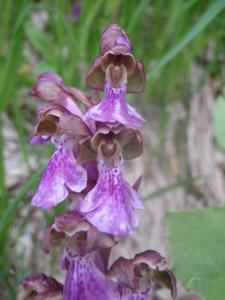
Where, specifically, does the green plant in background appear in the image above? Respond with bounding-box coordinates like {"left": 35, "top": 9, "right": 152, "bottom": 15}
{"left": 0, "top": 0, "right": 225, "bottom": 299}
{"left": 213, "top": 95, "right": 225, "bottom": 151}
{"left": 166, "top": 205, "right": 225, "bottom": 300}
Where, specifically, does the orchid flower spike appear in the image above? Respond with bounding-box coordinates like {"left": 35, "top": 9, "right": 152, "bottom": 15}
{"left": 21, "top": 23, "right": 177, "bottom": 300}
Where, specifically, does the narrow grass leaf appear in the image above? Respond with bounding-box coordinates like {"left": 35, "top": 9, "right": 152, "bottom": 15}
{"left": 147, "top": 0, "right": 225, "bottom": 79}
{"left": 0, "top": 169, "right": 43, "bottom": 240}
{"left": 144, "top": 176, "right": 201, "bottom": 201}
{"left": 127, "top": 0, "right": 150, "bottom": 34}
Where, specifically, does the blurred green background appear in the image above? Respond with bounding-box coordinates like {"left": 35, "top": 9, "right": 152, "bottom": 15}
{"left": 0, "top": 0, "right": 225, "bottom": 299}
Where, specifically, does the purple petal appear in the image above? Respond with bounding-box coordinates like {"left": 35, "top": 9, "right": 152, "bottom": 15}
{"left": 32, "top": 139, "right": 87, "bottom": 210}
{"left": 80, "top": 156, "right": 144, "bottom": 236}
{"left": 30, "top": 135, "right": 51, "bottom": 144}
{"left": 120, "top": 286, "right": 152, "bottom": 300}
{"left": 85, "top": 82, "right": 145, "bottom": 128}
{"left": 64, "top": 253, "right": 118, "bottom": 300}
{"left": 83, "top": 161, "right": 98, "bottom": 182}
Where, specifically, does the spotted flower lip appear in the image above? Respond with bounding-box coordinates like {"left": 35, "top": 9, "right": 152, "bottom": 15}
{"left": 21, "top": 273, "right": 63, "bottom": 300}
{"left": 86, "top": 24, "right": 146, "bottom": 93}
{"left": 31, "top": 137, "right": 87, "bottom": 210}
{"left": 63, "top": 254, "right": 118, "bottom": 300}
{"left": 85, "top": 67, "right": 145, "bottom": 128}
{"left": 79, "top": 139, "right": 144, "bottom": 236}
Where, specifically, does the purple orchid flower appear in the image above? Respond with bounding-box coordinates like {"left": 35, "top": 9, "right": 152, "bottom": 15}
{"left": 78, "top": 125, "right": 144, "bottom": 236}
{"left": 22, "top": 211, "right": 177, "bottom": 300}
{"left": 85, "top": 24, "right": 145, "bottom": 128}
{"left": 30, "top": 77, "right": 93, "bottom": 210}
{"left": 80, "top": 141, "right": 143, "bottom": 235}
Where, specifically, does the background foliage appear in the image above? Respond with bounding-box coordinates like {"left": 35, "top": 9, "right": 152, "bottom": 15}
{"left": 0, "top": 0, "right": 225, "bottom": 299}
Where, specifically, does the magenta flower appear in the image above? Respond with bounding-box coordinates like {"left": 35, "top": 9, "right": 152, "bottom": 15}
{"left": 30, "top": 82, "right": 92, "bottom": 210}
{"left": 78, "top": 125, "right": 144, "bottom": 236}
{"left": 85, "top": 24, "right": 145, "bottom": 128}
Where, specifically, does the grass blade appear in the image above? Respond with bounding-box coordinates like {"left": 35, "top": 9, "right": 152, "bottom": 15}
{"left": 144, "top": 176, "right": 201, "bottom": 201}
{"left": 0, "top": 169, "right": 43, "bottom": 242}
{"left": 127, "top": 0, "right": 150, "bottom": 34}
{"left": 147, "top": 0, "right": 225, "bottom": 79}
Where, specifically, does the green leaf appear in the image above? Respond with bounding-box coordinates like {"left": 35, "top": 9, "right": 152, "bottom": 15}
{"left": 147, "top": 0, "right": 225, "bottom": 79}
{"left": 25, "top": 22, "right": 55, "bottom": 65}
{"left": 212, "top": 95, "right": 225, "bottom": 151}
{"left": 0, "top": 169, "right": 43, "bottom": 246}
{"left": 166, "top": 206, "right": 225, "bottom": 300}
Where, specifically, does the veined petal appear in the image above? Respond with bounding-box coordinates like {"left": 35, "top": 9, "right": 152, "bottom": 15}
{"left": 85, "top": 81, "right": 145, "bottom": 129}
{"left": 119, "top": 286, "right": 151, "bottom": 300}
{"left": 64, "top": 253, "right": 118, "bottom": 300}
{"left": 80, "top": 156, "right": 144, "bottom": 236}
{"left": 32, "top": 138, "right": 87, "bottom": 210}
